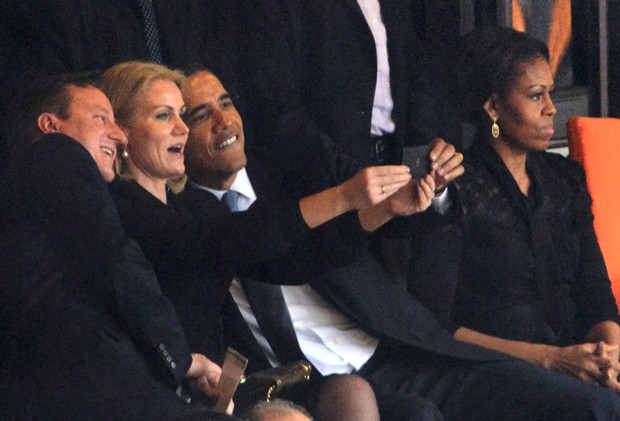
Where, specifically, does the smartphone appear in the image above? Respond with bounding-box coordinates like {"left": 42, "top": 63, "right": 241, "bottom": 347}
{"left": 402, "top": 144, "right": 433, "bottom": 179}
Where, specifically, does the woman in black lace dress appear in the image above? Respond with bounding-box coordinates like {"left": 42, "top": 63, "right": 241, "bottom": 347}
{"left": 408, "top": 26, "right": 620, "bottom": 391}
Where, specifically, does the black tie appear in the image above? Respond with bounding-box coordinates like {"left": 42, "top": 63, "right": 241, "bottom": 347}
{"left": 137, "top": 0, "right": 163, "bottom": 63}
{"left": 221, "top": 190, "right": 306, "bottom": 364}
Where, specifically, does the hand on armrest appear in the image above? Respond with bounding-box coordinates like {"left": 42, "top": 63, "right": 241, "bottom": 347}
{"left": 454, "top": 326, "right": 620, "bottom": 390}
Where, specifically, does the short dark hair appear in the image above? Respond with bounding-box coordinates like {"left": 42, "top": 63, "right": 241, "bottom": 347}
{"left": 7, "top": 72, "right": 101, "bottom": 160}
{"left": 451, "top": 26, "right": 550, "bottom": 128}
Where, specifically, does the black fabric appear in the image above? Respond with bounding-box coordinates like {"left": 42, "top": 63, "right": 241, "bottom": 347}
{"left": 0, "top": 135, "right": 193, "bottom": 418}
{"left": 409, "top": 140, "right": 620, "bottom": 345}
{"left": 239, "top": 279, "right": 306, "bottom": 364}
{"left": 137, "top": 0, "right": 163, "bottom": 63}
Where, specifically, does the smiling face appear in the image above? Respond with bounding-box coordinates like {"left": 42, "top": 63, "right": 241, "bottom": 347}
{"left": 182, "top": 71, "right": 246, "bottom": 190}
{"left": 123, "top": 78, "right": 188, "bottom": 187}
{"left": 488, "top": 57, "right": 556, "bottom": 152}
{"left": 53, "top": 85, "right": 127, "bottom": 182}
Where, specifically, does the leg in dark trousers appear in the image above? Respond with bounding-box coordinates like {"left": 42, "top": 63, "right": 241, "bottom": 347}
{"left": 360, "top": 344, "right": 620, "bottom": 420}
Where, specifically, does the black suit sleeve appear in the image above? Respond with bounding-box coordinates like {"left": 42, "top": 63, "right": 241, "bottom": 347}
{"left": 19, "top": 135, "right": 192, "bottom": 384}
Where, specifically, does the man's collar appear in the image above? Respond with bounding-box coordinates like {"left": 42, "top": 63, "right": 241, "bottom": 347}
{"left": 189, "top": 167, "right": 256, "bottom": 201}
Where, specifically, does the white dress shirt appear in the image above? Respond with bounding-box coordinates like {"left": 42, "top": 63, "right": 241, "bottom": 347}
{"left": 192, "top": 168, "right": 379, "bottom": 375}
{"left": 357, "top": 0, "right": 395, "bottom": 136}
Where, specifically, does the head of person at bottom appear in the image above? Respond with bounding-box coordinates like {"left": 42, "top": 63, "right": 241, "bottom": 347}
{"left": 452, "top": 25, "right": 556, "bottom": 153}
{"left": 246, "top": 399, "right": 313, "bottom": 421}
{"left": 99, "top": 61, "right": 189, "bottom": 202}
{"left": 9, "top": 72, "right": 127, "bottom": 182}
{"left": 181, "top": 70, "right": 247, "bottom": 191}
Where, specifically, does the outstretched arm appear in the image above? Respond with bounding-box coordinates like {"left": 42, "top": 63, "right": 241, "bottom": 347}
{"left": 299, "top": 165, "right": 411, "bottom": 228}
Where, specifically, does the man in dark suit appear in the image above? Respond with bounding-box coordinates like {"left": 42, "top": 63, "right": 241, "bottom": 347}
{"left": 180, "top": 70, "right": 620, "bottom": 420}
{"left": 0, "top": 74, "right": 234, "bottom": 419}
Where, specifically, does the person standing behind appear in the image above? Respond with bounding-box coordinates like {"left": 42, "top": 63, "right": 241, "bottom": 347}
{"left": 0, "top": 73, "right": 233, "bottom": 420}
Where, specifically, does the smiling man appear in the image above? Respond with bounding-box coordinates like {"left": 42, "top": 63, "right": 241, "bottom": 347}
{"left": 183, "top": 71, "right": 247, "bottom": 191}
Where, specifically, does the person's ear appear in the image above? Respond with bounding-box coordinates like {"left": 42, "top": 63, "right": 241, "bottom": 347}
{"left": 483, "top": 94, "right": 500, "bottom": 121}
{"left": 37, "top": 112, "right": 61, "bottom": 134}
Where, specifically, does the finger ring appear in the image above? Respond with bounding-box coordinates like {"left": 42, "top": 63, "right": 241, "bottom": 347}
{"left": 381, "top": 185, "right": 386, "bottom": 194}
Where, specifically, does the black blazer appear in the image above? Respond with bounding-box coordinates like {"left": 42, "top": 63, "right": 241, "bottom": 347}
{"left": 235, "top": 0, "right": 442, "bottom": 192}
{"left": 0, "top": 135, "right": 191, "bottom": 418}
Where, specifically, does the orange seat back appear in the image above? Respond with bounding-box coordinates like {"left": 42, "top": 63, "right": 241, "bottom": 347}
{"left": 567, "top": 116, "right": 620, "bottom": 304}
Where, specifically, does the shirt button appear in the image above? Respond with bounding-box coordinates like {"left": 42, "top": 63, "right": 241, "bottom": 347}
{"left": 159, "top": 344, "right": 165, "bottom": 350}
{"left": 171, "top": 362, "right": 176, "bottom": 369}
{"left": 166, "top": 356, "right": 172, "bottom": 362}
{"left": 163, "top": 350, "right": 169, "bottom": 356}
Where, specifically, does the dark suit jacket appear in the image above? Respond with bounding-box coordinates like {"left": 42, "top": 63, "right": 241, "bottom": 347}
{"left": 110, "top": 163, "right": 315, "bottom": 364}
{"left": 0, "top": 135, "right": 191, "bottom": 419}
{"left": 235, "top": 0, "right": 443, "bottom": 192}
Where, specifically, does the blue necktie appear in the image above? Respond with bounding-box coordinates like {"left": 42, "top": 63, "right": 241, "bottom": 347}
{"left": 222, "top": 190, "right": 240, "bottom": 213}
{"left": 221, "top": 190, "right": 306, "bottom": 364}
{"left": 137, "top": 0, "right": 163, "bottom": 63}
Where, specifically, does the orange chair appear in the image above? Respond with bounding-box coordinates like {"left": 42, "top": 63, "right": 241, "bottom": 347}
{"left": 566, "top": 116, "right": 620, "bottom": 305}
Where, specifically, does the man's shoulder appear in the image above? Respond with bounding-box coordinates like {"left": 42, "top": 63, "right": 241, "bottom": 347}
{"left": 178, "top": 184, "right": 223, "bottom": 214}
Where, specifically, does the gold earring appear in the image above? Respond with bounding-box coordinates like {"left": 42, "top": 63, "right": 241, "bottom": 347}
{"left": 491, "top": 117, "right": 500, "bottom": 139}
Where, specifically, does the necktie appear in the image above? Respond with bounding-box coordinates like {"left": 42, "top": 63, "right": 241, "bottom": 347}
{"left": 221, "top": 190, "right": 306, "bottom": 364}
{"left": 222, "top": 190, "right": 240, "bottom": 213}
{"left": 137, "top": 0, "right": 163, "bottom": 63}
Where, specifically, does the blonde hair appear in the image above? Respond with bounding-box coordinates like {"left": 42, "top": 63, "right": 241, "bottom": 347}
{"left": 100, "top": 61, "right": 186, "bottom": 126}
{"left": 99, "top": 61, "right": 187, "bottom": 186}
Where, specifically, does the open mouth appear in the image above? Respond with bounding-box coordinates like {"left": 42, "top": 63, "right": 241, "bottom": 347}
{"left": 215, "top": 135, "right": 237, "bottom": 150}
{"left": 168, "top": 144, "right": 184, "bottom": 154}
{"left": 100, "top": 146, "right": 115, "bottom": 157}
